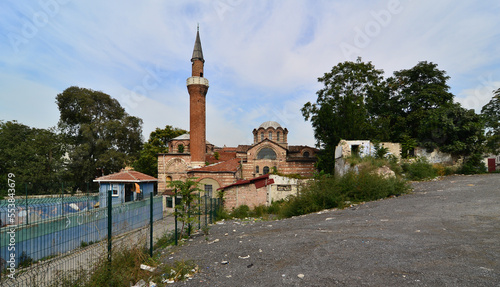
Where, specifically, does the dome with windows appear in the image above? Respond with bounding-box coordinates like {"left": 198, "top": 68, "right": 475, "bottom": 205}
{"left": 259, "top": 121, "right": 282, "bottom": 129}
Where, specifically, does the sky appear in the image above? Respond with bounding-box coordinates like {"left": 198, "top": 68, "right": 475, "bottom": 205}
{"left": 1, "top": 0, "right": 499, "bottom": 148}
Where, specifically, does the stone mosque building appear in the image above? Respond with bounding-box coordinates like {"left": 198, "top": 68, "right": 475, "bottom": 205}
{"left": 157, "top": 28, "right": 317, "bottom": 197}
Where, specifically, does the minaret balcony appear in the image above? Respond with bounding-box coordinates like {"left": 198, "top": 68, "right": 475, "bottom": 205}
{"left": 186, "top": 76, "right": 209, "bottom": 87}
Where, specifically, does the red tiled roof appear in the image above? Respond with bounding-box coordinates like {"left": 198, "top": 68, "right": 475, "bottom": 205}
{"left": 206, "top": 151, "right": 237, "bottom": 164}
{"left": 217, "top": 173, "right": 274, "bottom": 190}
{"left": 189, "top": 158, "right": 241, "bottom": 173}
{"left": 288, "top": 145, "right": 318, "bottom": 153}
{"left": 236, "top": 145, "right": 252, "bottom": 152}
{"left": 93, "top": 170, "right": 157, "bottom": 182}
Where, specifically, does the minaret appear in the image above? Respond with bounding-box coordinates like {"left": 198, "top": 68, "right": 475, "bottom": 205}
{"left": 187, "top": 25, "right": 209, "bottom": 167}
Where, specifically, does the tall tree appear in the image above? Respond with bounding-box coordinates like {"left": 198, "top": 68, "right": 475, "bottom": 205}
{"left": 0, "top": 121, "right": 66, "bottom": 195}
{"left": 481, "top": 89, "right": 500, "bottom": 154}
{"left": 133, "top": 125, "right": 187, "bottom": 177}
{"left": 384, "top": 61, "right": 455, "bottom": 142}
{"left": 418, "top": 103, "right": 484, "bottom": 156}
{"left": 302, "top": 58, "right": 384, "bottom": 173}
{"left": 56, "top": 86, "right": 143, "bottom": 186}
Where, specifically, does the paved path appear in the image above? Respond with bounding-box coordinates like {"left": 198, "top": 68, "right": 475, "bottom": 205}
{"left": 169, "top": 174, "right": 500, "bottom": 286}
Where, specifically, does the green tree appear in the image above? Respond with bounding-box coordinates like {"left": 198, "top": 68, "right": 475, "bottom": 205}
{"left": 0, "top": 121, "right": 66, "bottom": 195}
{"left": 302, "top": 58, "right": 384, "bottom": 173}
{"left": 168, "top": 178, "right": 201, "bottom": 238}
{"left": 56, "top": 86, "right": 143, "bottom": 187}
{"left": 133, "top": 126, "right": 187, "bottom": 177}
{"left": 418, "top": 103, "right": 484, "bottom": 156}
{"left": 481, "top": 89, "right": 500, "bottom": 154}
{"left": 384, "top": 61, "right": 455, "bottom": 142}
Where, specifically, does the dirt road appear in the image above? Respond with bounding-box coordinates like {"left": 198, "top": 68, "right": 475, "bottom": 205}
{"left": 167, "top": 174, "right": 500, "bottom": 286}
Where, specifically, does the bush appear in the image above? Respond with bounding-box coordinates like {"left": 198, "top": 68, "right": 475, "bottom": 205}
{"left": 251, "top": 205, "right": 267, "bottom": 217}
{"left": 215, "top": 207, "right": 231, "bottom": 221}
{"left": 401, "top": 157, "right": 438, "bottom": 180}
{"left": 458, "top": 153, "right": 487, "bottom": 174}
{"left": 230, "top": 205, "right": 250, "bottom": 219}
{"left": 280, "top": 170, "right": 409, "bottom": 218}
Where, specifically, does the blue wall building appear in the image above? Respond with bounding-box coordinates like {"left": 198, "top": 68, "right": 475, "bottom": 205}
{"left": 94, "top": 169, "right": 158, "bottom": 207}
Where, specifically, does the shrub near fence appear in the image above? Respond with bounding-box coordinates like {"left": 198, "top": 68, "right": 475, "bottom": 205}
{"left": 0, "top": 185, "right": 163, "bottom": 287}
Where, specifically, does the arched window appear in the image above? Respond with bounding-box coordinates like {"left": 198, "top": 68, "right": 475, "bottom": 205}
{"left": 277, "top": 132, "right": 280, "bottom": 142}
{"left": 257, "top": 148, "right": 277, "bottom": 159}
{"left": 269, "top": 132, "right": 272, "bottom": 140}
{"left": 261, "top": 132, "right": 264, "bottom": 141}
{"left": 303, "top": 151, "right": 310, "bottom": 158}
{"left": 255, "top": 166, "right": 259, "bottom": 174}
{"left": 263, "top": 166, "right": 270, "bottom": 174}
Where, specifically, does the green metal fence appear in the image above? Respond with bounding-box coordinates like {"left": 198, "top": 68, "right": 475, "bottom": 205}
{"left": 0, "top": 182, "right": 224, "bottom": 286}
{"left": 0, "top": 183, "right": 166, "bottom": 287}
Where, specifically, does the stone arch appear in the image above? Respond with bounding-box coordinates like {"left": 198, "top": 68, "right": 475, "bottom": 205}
{"left": 257, "top": 147, "right": 277, "bottom": 160}
{"left": 198, "top": 177, "right": 222, "bottom": 198}
{"left": 165, "top": 158, "right": 188, "bottom": 173}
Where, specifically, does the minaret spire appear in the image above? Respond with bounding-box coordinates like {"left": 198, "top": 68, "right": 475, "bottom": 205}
{"left": 191, "top": 24, "right": 204, "bottom": 63}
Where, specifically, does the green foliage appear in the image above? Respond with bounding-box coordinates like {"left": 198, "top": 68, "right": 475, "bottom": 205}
{"left": 0, "top": 121, "right": 67, "bottom": 195}
{"left": 19, "top": 251, "right": 33, "bottom": 268}
{"left": 458, "top": 153, "right": 487, "bottom": 174}
{"left": 178, "top": 144, "right": 185, "bottom": 153}
{"left": 401, "top": 158, "right": 438, "bottom": 180}
{"left": 56, "top": 86, "right": 143, "bottom": 186}
{"left": 230, "top": 204, "right": 250, "bottom": 219}
{"left": 481, "top": 90, "right": 500, "bottom": 154}
{"left": 169, "top": 178, "right": 202, "bottom": 238}
{"left": 154, "top": 230, "right": 178, "bottom": 249}
{"left": 305, "top": 60, "right": 487, "bottom": 173}
{"left": 215, "top": 207, "right": 232, "bottom": 221}
{"left": 133, "top": 125, "right": 187, "bottom": 177}
{"left": 400, "top": 135, "right": 417, "bottom": 158}
{"left": 280, "top": 169, "right": 409, "bottom": 218}
{"left": 302, "top": 58, "right": 384, "bottom": 173}
{"left": 374, "top": 142, "right": 389, "bottom": 159}
{"left": 419, "top": 103, "right": 485, "bottom": 156}
{"left": 214, "top": 151, "right": 220, "bottom": 160}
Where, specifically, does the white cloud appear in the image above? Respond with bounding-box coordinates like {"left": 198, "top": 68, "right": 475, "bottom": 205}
{"left": 1, "top": 0, "right": 500, "bottom": 149}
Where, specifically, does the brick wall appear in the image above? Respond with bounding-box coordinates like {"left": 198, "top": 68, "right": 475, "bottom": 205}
{"left": 223, "top": 184, "right": 267, "bottom": 210}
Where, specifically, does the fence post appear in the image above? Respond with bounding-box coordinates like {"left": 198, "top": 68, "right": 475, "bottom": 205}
{"left": 150, "top": 192, "right": 153, "bottom": 257}
{"left": 107, "top": 189, "right": 112, "bottom": 263}
{"left": 198, "top": 192, "right": 201, "bottom": 230}
{"left": 174, "top": 202, "right": 178, "bottom": 246}
{"left": 61, "top": 182, "right": 64, "bottom": 217}
{"left": 210, "top": 197, "right": 213, "bottom": 224}
{"left": 25, "top": 183, "right": 28, "bottom": 225}
{"left": 188, "top": 202, "right": 191, "bottom": 237}
{"left": 205, "top": 194, "right": 207, "bottom": 226}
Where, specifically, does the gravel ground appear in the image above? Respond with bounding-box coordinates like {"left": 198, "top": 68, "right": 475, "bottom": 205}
{"left": 164, "top": 174, "right": 500, "bottom": 286}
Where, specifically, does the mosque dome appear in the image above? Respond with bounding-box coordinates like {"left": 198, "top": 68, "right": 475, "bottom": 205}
{"left": 259, "top": 121, "right": 282, "bottom": 129}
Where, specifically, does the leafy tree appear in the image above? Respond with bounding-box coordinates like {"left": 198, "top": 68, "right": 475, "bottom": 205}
{"left": 0, "top": 121, "right": 66, "bottom": 195}
{"left": 418, "top": 103, "right": 484, "bottom": 156}
{"left": 384, "top": 61, "right": 455, "bottom": 142}
{"left": 305, "top": 60, "right": 486, "bottom": 172}
{"left": 302, "top": 58, "right": 384, "bottom": 173}
{"left": 168, "top": 178, "right": 201, "bottom": 238}
{"left": 481, "top": 89, "right": 500, "bottom": 154}
{"left": 133, "top": 125, "right": 187, "bottom": 177}
{"left": 56, "top": 86, "right": 143, "bottom": 186}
